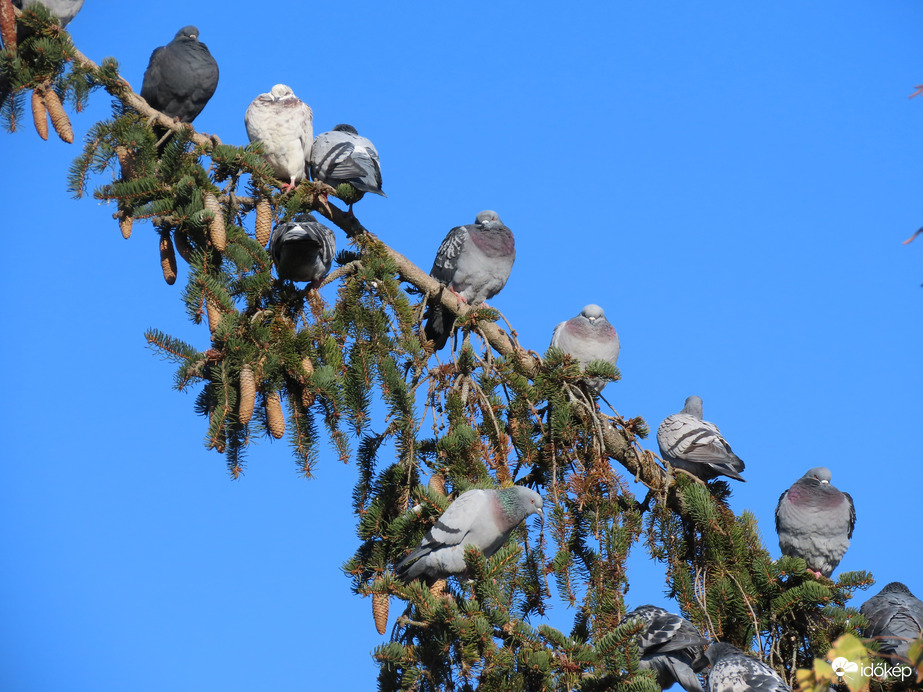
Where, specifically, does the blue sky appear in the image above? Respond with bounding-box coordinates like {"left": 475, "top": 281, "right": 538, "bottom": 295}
{"left": 2, "top": 1, "right": 922, "bottom": 690}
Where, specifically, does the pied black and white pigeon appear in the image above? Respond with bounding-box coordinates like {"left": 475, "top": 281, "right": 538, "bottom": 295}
{"left": 860, "top": 582, "right": 923, "bottom": 664}
{"left": 626, "top": 605, "right": 708, "bottom": 692}
{"left": 268, "top": 213, "right": 335, "bottom": 287}
{"left": 244, "top": 84, "right": 312, "bottom": 192}
{"left": 310, "top": 124, "right": 385, "bottom": 210}
{"left": 423, "top": 210, "right": 515, "bottom": 351}
{"left": 775, "top": 467, "right": 855, "bottom": 578}
{"left": 656, "top": 396, "right": 746, "bottom": 482}
{"left": 705, "top": 643, "right": 791, "bottom": 692}
{"left": 12, "top": 0, "right": 83, "bottom": 26}
{"left": 140, "top": 26, "right": 219, "bottom": 140}
{"left": 395, "top": 486, "right": 543, "bottom": 583}
{"left": 550, "top": 305, "right": 620, "bottom": 394}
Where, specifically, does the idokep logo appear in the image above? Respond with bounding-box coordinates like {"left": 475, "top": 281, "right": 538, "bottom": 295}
{"left": 831, "top": 656, "right": 913, "bottom": 681}
{"left": 831, "top": 657, "right": 858, "bottom": 677}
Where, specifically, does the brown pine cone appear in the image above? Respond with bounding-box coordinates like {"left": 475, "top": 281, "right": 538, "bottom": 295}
{"left": 255, "top": 197, "right": 272, "bottom": 247}
{"left": 159, "top": 232, "right": 177, "bottom": 285}
{"left": 203, "top": 193, "right": 226, "bottom": 251}
{"left": 238, "top": 364, "right": 256, "bottom": 425}
{"left": 266, "top": 391, "right": 285, "bottom": 439}
{"left": 42, "top": 88, "right": 73, "bottom": 143}
{"left": 31, "top": 89, "right": 48, "bottom": 140}
{"left": 372, "top": 592, "right": 389, "bottom": 635}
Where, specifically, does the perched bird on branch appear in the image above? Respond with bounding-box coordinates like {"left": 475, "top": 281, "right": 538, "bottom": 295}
{"left": 245, "top": 84, "right": 313, "bottom": 192}
{"left": 269, "top": 213, "right": 335, "bottom": 288}
{"left": 860, "top": 581, "right": 923, "bottom": 664}
{"left": 657, "top": 395, "right": 746, "bottom": 482}
{"left": 310, "top": 124, "right": 384, "bottom": 210}
{"left": 705, "top": 643, "right": 791, "bottom": 692}
{"left": 625, "top": 605, "right": 708, "bottom": 692}
{"left": 550, "top": 304, "right": 620, "bottom": 394}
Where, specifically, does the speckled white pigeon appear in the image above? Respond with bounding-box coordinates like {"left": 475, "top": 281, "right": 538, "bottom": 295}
{"left": 423, "top": 210, "right": 515, "bottom": 350}
{"left": 550, "top": 304, "right": 620, "bottom": 393}
{"left": 860, "top": 582, "right": 923, "bottom": 664}
{"left": 245, "top": 84, "right": 313, "bottom": 191}
{"left": 310, "top": 124, "right": 384, "bottom": 208}
{"left": 705, "top": 642, "right": 791, "bottom": 692}
{"left": 395, "top": 486, "right": 543, "bottom": 583}
{"left": 656, "top": 396, "right": 746, "bottom": 482}
{"left": 268, "top": 213, "right": 335, "bottom": 287}
{"left": 775, "top": 467, "right": 855, "bottom": 578}
{"left": 626, "top": 605, "right": 708, "bottom": 692}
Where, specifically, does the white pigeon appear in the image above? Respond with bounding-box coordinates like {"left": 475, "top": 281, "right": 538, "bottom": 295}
{"left": 245, "top": 84, "right": 313, "bottom": 191}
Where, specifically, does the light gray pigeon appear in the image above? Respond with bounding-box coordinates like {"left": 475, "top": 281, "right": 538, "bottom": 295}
{"left": 550, "top": 304, "right": 620, "bottom": 393}
{"left": 423, "top": 210, "right": 515, "bottom": 350}
{"left": 775, "top": 467, "right": 855, "bottom": 578}
{"left": 656, "top": 396, "right": 746, "bottom": 482}
{"left": 244, "top": 84, "right": 313, "bottom": 192}
{"left": 626, "top": 605, "right": 708, "bottom": 692}
{"left": 860, "top": 582, "right": 923, "bottom": 664}
{"left": 395, "top": 486, "right": 543, "bottom": 583}
{"left": 12, "top": 0, "right": 83, "bottom": 26}
{"left": 269, "top": 213, "right": 335, "bottom": 286}
{"left": 705, "top": 643, "right": 791, "bottom": 692}
{"left": 310, "top": 124, "right": 385, "bottom": 209}
{"left": 141, "top": 26, "right": 219, "bottom": 127}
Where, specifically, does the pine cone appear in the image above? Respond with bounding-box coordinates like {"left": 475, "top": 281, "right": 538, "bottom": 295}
{"left": 42, "top": 88, "right": 73, "bottom": 144}
{"left": 266, "top": 391, "right": 285, "bottom": 439}
{"left": 206, "top": 298, "right": 222, "bottom": 334}
{"left": 0, "top": 0, "right": 16, "bottom": 50}
{"left": 115, "top": 146, "right": 135, "bottom": 180}
{"left": 159, "top": 232, "right": 177, "bottom": 285}
{"left": 301, "top": 356, "right": 314, "bottom": 377}
{"left": 429, "top": 579, "right": 447, "bottom": 598}
{"left": 300, "top": 387, "right": 315, "bottom": 409}
{"left": 31, "top": 89, "right": 48, "bottom": 140}
{"left": 118, "top": 213, "right": 132, "bottom": 239}
{"left": 372, "top": 592, "right": 389, "bottom": 635}
{"left": 428, "top": 473, "right": 446, "bottom": 496}
{"left": 203, "top": 192, "right": 226, "bottom": 251}
{"left": 238, "top": 364, "right": 256, "bottom": 425}
{"left": 255, "top": 197, "right": 272, "bottom": 247}
{"left": 173, "top": 229, "right": 193, "bottom": 263}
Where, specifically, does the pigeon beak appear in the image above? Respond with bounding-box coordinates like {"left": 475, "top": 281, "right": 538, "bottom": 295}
{"left": 820, "top": 480, "right": 829, "bottom": 484}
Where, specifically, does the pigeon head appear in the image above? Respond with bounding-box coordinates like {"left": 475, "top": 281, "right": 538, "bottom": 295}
{"left": 879, "top": 581, "right": 912, "bottom": 595}
{"left": 475, "top": 210, "right": 501, "bottom": 225}
{"left": 269, "top": 84, "right": 294, "bottom": 100}
{"left": 704, "top": 642, "right": 738, "bottom": 665}
{"left": 499, "top": 486, "right": 544, "bottom": 522}
{"left": 175, "top": 25, "right": 200, "bottom": 41}
{"left": 580, "top": 304, "right": 606, "bottom": 322}
{"left": 801, "top": 467, "right": 832, "bottom": 485}
{"left": 681, "top": 395, "right": 704, "bottom": 419}
{"left": 333, "top": 124, "right": 359, "bottom": 135}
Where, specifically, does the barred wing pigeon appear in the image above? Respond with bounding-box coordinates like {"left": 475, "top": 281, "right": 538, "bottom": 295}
{"left": 656, "top": 396, "right": 745, "bottom": 482}
{"left": 395, "top": 486, "right": 543, "bottom": 583}
{"left": 860, "top": 582, "right": 923, "bottom": 663}
{"left": 12, "top": 0, "right": 83, "bottom": 26}
{"left": 245, "top": 84, "right": 313, "bottom": 191}
{"left": 310, "top": 124, "right": 385, "bottom": 208}
{"left": 626, "top": 605, "right": 708, "bottom": 692}
{"left": 423, "top": 210, "right": 515, "bottom": 350}
{"left": 705, "top": 643, "right": 791, "bottom": 692}
{"left": 550, "top": 304, "right": 620, "bottom": 393}
{"left": 141, "top": 26, "right": 219, "bottom": 126}
{"left": 269, "top": 213, "right": 335, "bottom": 286}
{"left": 775, "top": 467, "right": 855, "bottom": 578}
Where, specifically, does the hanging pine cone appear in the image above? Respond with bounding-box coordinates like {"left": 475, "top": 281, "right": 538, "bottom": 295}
{"left": 42, "top": 88, "right": 73, "bottom": 143}
{"left": 372, "top": 592, "right": 389, "bottom": 635}
{"left": 0, "top": 0, "right": 16, "bottom": 50}
{"left": 429, "top": 578, "right": 447, "bottom": 598}
{"left": 266, "top": 392, "right": 285, "bottom": 439}
{"left": 203, "top": 192, "right": 226, "bottom": 251}
{"left": 428, "top": 472, "right": 446, "bottom": 496}
{"left": 206, "top": 298, "right": 222, "bottom": 334}
{"left": 301, "top": 356, "right": 314, "bottom": 377}
{"left": 31, "top": 89, "right": 48, "bottom": 140}
{"left": 118, "top": 213, "right": 132, "bottom": 239}
{"left": 159, "top": 232, "right": 177, "bottom": 285}
{"left": 255, "top": 197, "right": 272, "bottom": 247}
{"left": 238, "top": 364, "right": 256, "bottom": 425}
{"left": 115, "top": 146, "right": 135, "bottom": 180}
{"left": 173, "top": 229, "right": 193, "bottom": 263}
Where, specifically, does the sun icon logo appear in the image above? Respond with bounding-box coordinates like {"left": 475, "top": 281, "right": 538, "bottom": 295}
{"left": 831, "top": 657, "right": 859, "bottom": 677}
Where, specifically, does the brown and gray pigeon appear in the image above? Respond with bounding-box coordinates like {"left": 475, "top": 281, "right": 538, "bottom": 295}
{"left": 656, "top": 396, "right": 746, "bottom": 482}
{"left": 705, "top": 643, "right": 791, "bottom": 692}
{"left": 310, "top": 124, "right": 385, "bottom": 209}
{"left": 268, "top": 213, "right": 335, "bottom": 287}
{"left": 626, "top": 605, "right": 708, "bottom": 692}
{"left": 423, "top": 210, "right": 515, "bottom": 350}
{"left": 395, "top": 486, "right": 543, "bottom": 583}
{"left": 244, "top": 84, "right": 313, "bottom": 191}
{"left": 775, "top": 467, "right": 855, "bottom": 578}
{"left": 859, "top": 582, "right": 923, "bottom": 664}
{"left": 550, "top": 304, "right": 620, "bottom": 393}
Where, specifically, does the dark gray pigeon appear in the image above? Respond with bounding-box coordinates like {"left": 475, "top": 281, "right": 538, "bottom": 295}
{"left": 12, "top": 0, "right": 83, "bottom": 26}
{"left": 269, "top": 213, "right": 335, "bottom": 287}
{"left": 626, "top": 605, "right": 708, "bottom": 692}
{"left": 656, "top": 396, "right": 746, "bottom": 482}
{"left": 395, "top": 486, "right": 543, "bottom": 583}
{"left": 423, "top": 210, "right": 515, "bottom": 350}
{"left": 775, "top": 467, "right": 855, "bottom": 578}
{"left": 860, "top": 582, "right": 923, "bottom": 664}
{"left": 310, "top": 124, "right": 385, "bottom": 209}
{"left": 244, "top": 84, "right": 313, "bottom": 191}
{"left": 140, "top": 26, "right": 219, "bottom": 127}
{"left": 550, "top": 304, "right": 620, "bottom": 393}
{"left": 705, "top": 643, "right": 791, "bottom": 692}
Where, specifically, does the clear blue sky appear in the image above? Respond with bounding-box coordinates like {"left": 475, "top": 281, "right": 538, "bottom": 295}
{"left": 3, "top": 2, "right": 922, "bottom": 690}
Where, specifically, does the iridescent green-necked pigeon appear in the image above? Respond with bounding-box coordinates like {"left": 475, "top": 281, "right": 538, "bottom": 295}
{"left": 395, "top": 486, "right": 543, "bottom": 583}
{"left": 657, "top": 396, "right": 745, "bottom": 482}
{"left": 310, "top": 124, "right": 384, "bottom": 209}
{"left": 705, "top": 642, "right": 791, "bottom": 692}
{"left": 245, "top": 84, "right": 313, "bottom": 192}
{"left": 550, "top": 304, "right": 620, "bottom": 394}
{"left": 775, "top": 467, "right": 855, "bottom": 578}
{"left": 626, "top": 605, "right": 708, "bottom": 692}
{"left": 269, "top": 213, "right": 335, "bottom": 287}
{"left": 859, "top": 582, "right": 923, "bottom": 664}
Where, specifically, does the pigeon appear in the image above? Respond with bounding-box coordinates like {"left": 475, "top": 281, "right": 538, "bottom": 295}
{"left": 310, "top": 124, "right": 385, "bottom": 209}
{"left": 140, "top": 26, "right": 219, "bottom": 139}
{"left": 860, "top": 582, "right": 923, "bottom": 664}
{"left": 244, "top": 84, "right": 313, "bottom": 192}
{"left": 12, "top": 0, "right": 83, "bottom": 27}
{"left": 268, "top": 213, "right": 335, "bottom": 286}
{"left": 626, "top": 605, "right": 708, "bottom": 692}
{"left": 775, "top": 467, "right": 855, "bottom": 578}
{"left": 656, "top": 396, "right": 746, "bottom": 482}
{"left": 550, "top": 304, "right": 620, "bottom": 393}
{"left": 395, "top": 486, "right": 543, "bottom": 583}
{"left": 423, "top": 210, "right": 515, "bottom": 350}
{"left": 705, "top": 642, "right": 791, "bottom": 692}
